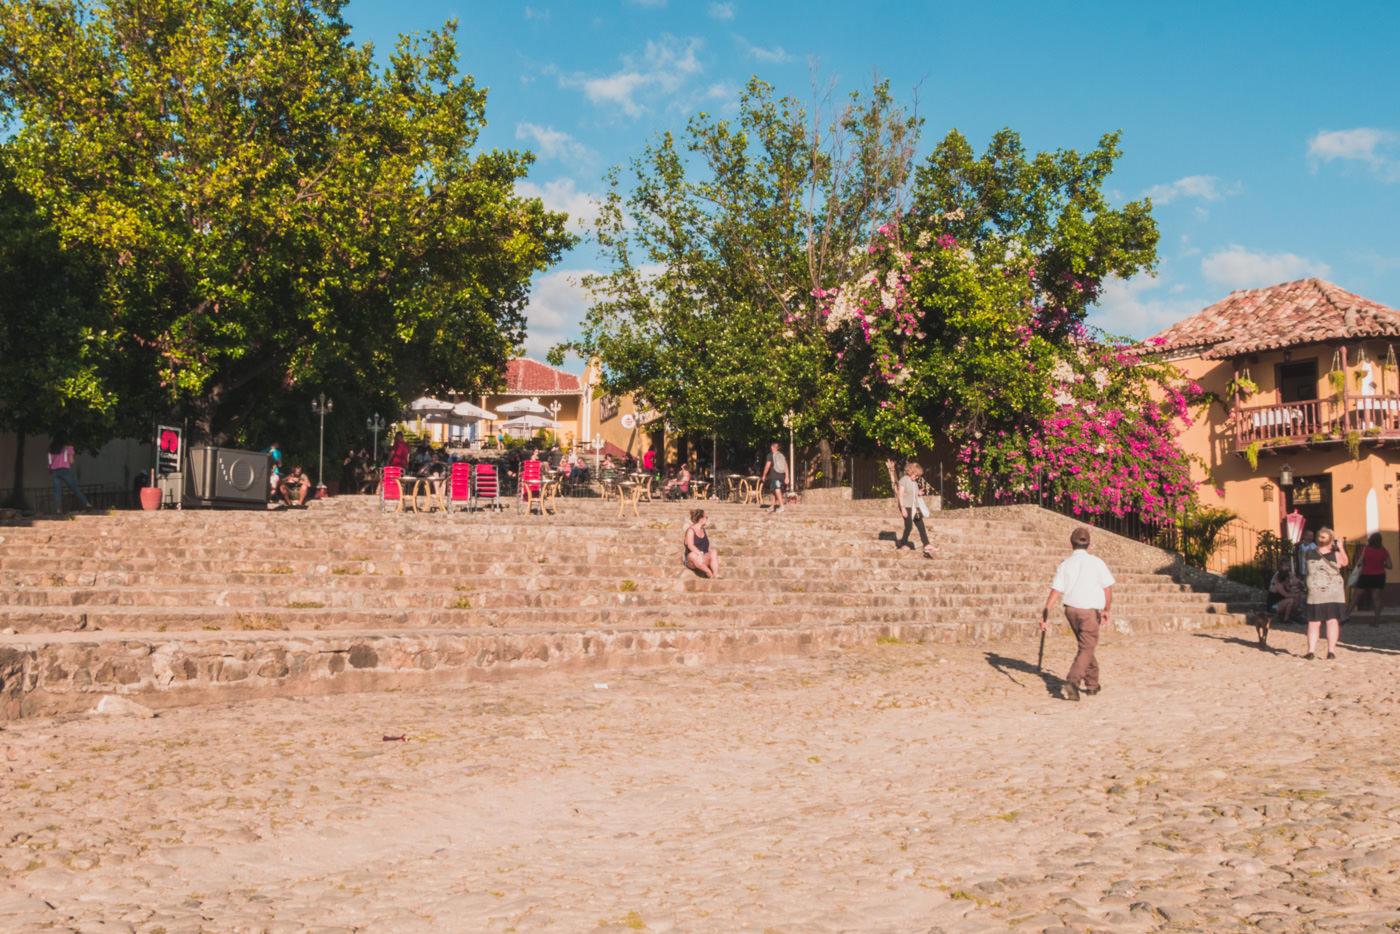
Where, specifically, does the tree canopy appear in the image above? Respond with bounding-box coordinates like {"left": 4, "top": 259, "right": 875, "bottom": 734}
{"left": 0, "top": 0, "right": 573, "bottom": 444}
{"left": 568, "top": 77, "right": 1202, "bottom": 521}
{"left": 559, "top": 76, "right": 920, "bottom": 447}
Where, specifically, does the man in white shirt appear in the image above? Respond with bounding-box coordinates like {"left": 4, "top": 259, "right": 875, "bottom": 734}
{"left": 1040, "top": 526, "right": 1115, "bottom": 701}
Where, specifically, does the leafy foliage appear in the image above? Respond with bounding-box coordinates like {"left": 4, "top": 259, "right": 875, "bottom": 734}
{"left": 0, "top": 152, "right": 112, "bottom": 440}
{"left": 560, "top": 76, "right": 919, "bottom": 448}
{"left": 0, "top": 0, "right": 573, "bottom": 444}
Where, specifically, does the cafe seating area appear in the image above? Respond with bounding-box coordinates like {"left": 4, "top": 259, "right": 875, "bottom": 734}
{"left": 368, "top": 450, "right": 799, "bottom": 520}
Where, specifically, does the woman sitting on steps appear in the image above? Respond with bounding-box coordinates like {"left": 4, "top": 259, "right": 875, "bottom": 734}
{"left": 684, "top": 508, "right": 720, "bottom": 579}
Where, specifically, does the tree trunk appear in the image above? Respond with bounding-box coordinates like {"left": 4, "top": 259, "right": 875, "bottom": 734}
{"left": 3, "top": 431, "right": 28, "bottom": 511}
{"left": 819, "top": 439, "right": 833, "bottom": 488}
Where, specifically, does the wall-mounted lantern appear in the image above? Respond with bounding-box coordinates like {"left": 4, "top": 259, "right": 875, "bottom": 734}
{"left": 1279, "top": 463, "right": 1294, "bottom": 487}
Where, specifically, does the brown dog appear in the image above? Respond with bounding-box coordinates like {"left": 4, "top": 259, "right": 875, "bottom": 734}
{"left": 1253, "top": 610, "right": 1271, "bottom": 646}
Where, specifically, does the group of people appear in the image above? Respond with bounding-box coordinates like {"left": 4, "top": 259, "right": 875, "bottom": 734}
{"left": 1266, "top": 528, "right": 1392, "bottom": 655}
{"left": 1038, "top": 520, "right": 1396, "bottom": 705}
{"left": 264, "top": 443, "right": 313, "bottom": 507}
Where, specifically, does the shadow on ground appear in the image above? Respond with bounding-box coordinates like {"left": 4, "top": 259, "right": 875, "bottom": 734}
{"left": 1193, "top": 623, "right": 1400, "bottom": 657}
{"left": 984, "top": 651, "right": 1064, "bottom": 698}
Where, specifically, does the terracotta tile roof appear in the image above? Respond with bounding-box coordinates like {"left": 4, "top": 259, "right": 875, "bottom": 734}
{"left": 1141, "top": 278, "right": 1400, "bottom": 359}
{"left": 502, "top": 358, "right": 581, "bottom": 395}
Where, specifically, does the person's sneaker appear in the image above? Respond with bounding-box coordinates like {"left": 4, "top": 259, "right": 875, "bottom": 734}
{"left": 1060, "top": 682, "right": 1080, "bottom": 702}
{"left": 1083, "top": 686, "right": 1101, "bottom": 695}
{"left": 773, "top": 505, "right": 784, "bottom": 514}
{"left": 898, "top": 545, "right": 913, "bottom": 552}
{"left": 1327, "top": 652, "right": 1337, "bottom": 660}
{"left": 1304, "top": 652, "right": 1315, "bottom": 660}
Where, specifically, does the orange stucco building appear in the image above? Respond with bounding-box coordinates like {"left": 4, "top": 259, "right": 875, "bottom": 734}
{"left": 1145, "top": 278, "right": 1400, "bottom": 585}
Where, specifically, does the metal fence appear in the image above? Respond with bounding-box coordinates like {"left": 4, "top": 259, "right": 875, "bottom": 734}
{"left": 7, "top": 483, "right": 138, "bottom": 515}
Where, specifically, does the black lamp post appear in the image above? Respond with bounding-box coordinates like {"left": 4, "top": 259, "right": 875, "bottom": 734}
{"left": 311, "top": 393, "right": 333, "bottom": 493}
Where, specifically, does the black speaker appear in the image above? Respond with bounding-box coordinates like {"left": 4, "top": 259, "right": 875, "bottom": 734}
{"left": 188, "top": 447, "right": 270, "bottom": 506}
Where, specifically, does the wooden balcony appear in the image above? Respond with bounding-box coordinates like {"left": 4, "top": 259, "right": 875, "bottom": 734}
{"left": 1234, "top": 396, "right": 1400, "bottom": 453}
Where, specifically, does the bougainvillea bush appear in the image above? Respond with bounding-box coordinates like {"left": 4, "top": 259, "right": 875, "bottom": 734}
{"left": 952, "top": 346, "right": 1205, "bottom": 525}
{"left": 819, "top": 217, "right": 1201, "bottom": 525}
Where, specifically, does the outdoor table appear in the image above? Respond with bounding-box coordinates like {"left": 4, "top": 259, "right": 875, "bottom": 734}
{"left": 409, "top": 476, "right": 445, "bottom": 513}
{"left": 740, "top": 476, "right": 761, "bottom": 505}
{"left": 617, "top": 480, "right": 638, "bottom": 517}
{"left": 617, "top": 476, "right": 654, "bottom": 518}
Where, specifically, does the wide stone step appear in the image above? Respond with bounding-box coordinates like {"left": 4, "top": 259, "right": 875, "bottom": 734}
{"left": 0, "top": 600, "right": 1249, "bottom": 719}
{"left": 0, "top": 565, "right": 1201, "bottom": 596}
{"left": 0, "top": 595, "right": 1240, "bottom": 636}
{"left": 0, "top": 579, "right": 1216, "bottom": 612}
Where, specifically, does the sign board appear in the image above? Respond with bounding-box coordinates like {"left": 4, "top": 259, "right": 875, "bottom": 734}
{"left": 620, "top": 413, "right": 636, "bottom": 429}
{"left": 636, "top": 408, "right": 661, "bottom": 426}
{"left": 156, "top": 425, "right": 183, "bottom": 476}
{"left": 599, "top": 394, "right": 619, "bottom": 422}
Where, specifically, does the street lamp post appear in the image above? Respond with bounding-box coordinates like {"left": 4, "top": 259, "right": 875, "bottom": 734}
{"left": 782, "top": 409, "right": 796, "bottom": 498}
{"left": 592, "top": 433, "right": 602, "bottom": 474}
{"left": 548, "top": 400, "right": 562, "bottom": 446}
{"left": 366, "top": 413, "right": 385, "bottom": 465}
{"left": 311, "top": 393, "right": 333, "bottom": 494}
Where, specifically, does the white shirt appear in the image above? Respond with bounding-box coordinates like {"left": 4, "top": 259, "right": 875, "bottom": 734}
{"left": 1051, "top": 549, "right": 1115, "bottom": 610}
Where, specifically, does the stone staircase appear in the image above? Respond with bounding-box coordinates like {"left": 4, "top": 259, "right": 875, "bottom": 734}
{"left": 0, "top": 497, "right": 1252, "bottom": 718}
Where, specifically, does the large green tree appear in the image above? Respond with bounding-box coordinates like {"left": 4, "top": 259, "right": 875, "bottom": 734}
{"left": 0, "top": 0, "right": 573, "bottom": 444}
{"left": 0, "top": 149, "right": 116, "bottom": 505}
{"left": 560, "top": 76, "right": 919, "bottom": 450}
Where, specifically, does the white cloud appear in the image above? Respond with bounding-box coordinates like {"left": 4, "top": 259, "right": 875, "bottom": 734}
{"left": 630, "top": 0, "right": 667, "bottom": 6}
{"left": 521, "top": 269, "right": 597, "bottom": 363}
{"left": 1308, "top": 127, "right": 1399, "bottom": 180}
{"left": 516, "top": 177, "right": 600, "bottom": 234}
{"left": 560, "top": 35, "right": 704, "bottom": 117}
{"left": 1141, "top": 175, "right": 1238, "bottom": 205}
{"left": 1201, "top": 245, "right": 1331, "bottom": 290}
{"left": 523, "top": 6, "right": 550, "bottom": 22}
{"left": 515, "top": 123, "right": 590, "bottom": 163}
{"left": 1357, "top": 250, "right": 1400, "bottom": 275}
{"left": 708, "top": 2, "right": 735, "bottom": 20}
{"left": 1089, "top": 274, "right": 1205, "bottom": 340}
{"left": 736, "top": 36, "right": 792, "bottom": 63}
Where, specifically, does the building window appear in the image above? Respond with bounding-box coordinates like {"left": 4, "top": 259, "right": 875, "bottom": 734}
{"left": 1277, "top": 359, "right": 1318, "bottom": 404}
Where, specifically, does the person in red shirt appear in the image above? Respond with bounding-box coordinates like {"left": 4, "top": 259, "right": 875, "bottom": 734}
{"left": 1348, "top": 532, "right": 1392, "bottom": 623}
{"left": 386, "top": 432, "right": 410, "bottom": 471}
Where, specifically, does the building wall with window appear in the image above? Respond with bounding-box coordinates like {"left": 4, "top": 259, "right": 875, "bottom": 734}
{"left": 1145, "top": 279, "right": 1400, "bottom": 585}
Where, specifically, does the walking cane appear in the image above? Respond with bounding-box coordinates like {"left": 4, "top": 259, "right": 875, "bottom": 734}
{"left": 1037, "top": 609, "right": 1047, "bottom": 671}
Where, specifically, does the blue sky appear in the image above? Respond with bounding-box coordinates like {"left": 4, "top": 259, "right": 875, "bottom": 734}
{"left": 346, "top": 0, "right": 1400, "bottom": 372}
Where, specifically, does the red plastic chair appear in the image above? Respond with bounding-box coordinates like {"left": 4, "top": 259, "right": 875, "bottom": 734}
{"left": 446, "top": 462, "right": 472, "bottom": 513}
{"left": 471, "top": 463, "right": 501, "bottom": 511}
{"left": 519, "top": 459, "right": 543, "bottom": 513}
{"left": 380, "top": 466, "right": 404, "bottom": 513}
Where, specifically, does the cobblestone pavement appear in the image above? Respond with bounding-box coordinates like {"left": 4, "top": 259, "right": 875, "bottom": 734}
{"left": 4, "top": 620, "right": 1400, "bottom": 933}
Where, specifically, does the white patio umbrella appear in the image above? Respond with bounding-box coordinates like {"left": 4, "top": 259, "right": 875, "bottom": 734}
{"left": 500, "top": 414, "right": 558, "bottom": 431}
{"left": 496, "top": 398, "right": 551, "bottom": 416}
{"left": 407, "top": 396, "right": 455, "bottom": 413}
{"left": 452, "top": 401, "right": 497, "bottom": 421}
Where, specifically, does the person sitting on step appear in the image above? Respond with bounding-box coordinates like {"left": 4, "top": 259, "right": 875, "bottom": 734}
{"left": 683, "top": 508, "right": 720, "bottom": 579}
{"left": 665, "top": 462, "right": 691, "bottom": 499}
{"left": 277, "top": 465, "right": 313, "bottom": 507}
